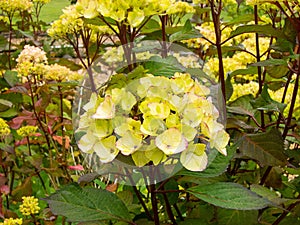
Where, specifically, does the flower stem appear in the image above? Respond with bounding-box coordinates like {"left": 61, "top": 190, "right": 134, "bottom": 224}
{"left": 210, "top": 0, "right": 226, "bottom": 101}
{"left": 254, "top": 5, "right": 265, "bottom": 130}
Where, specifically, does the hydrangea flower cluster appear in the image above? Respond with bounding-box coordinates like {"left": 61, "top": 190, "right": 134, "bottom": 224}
{"left": 44, "top": 64, "right": 81, "bottom": 82}
{"left": 0, "top": 0, "right": 32, "bottom": 15}
{"left": 16, "top": 45, "right": 81, "bottom": 82}
{"left": 76, "top": 0, "right": 171, "bottom": 27}
{"left": 16, "top": 45, "right": 47, "bottom": 65}
{"left": 19, "top": 196, "right": 40, "bottom": 216}
{"left": 16, "top": 45, "right": 47, "bottom": 78}
{"left": 75, "top": 0, "right": 195, "bottom": 28}
{"left": 0, "top": 118, "right": 10, "bottom": 137}
{"left": 0, "top": 218, "right": 22, "bottom": 225}
{"left": 77, "top": 72, "right": 229, "bottom": 171}
{"left": 47, "top": 5, "right": 112, "bottom": 41}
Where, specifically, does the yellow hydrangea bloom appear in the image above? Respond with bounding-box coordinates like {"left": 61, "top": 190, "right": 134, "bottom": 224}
{"left": 0, "top": 0, "right": 32, "bottom": 14}
{"left": 44, "top": 64, "right": 81, "bottom": 82}
{"left": 19, "top": 196, "right": 40, "bottom": 216}
{"left": 16, "top": 45, "right": 47, "bottom": 65}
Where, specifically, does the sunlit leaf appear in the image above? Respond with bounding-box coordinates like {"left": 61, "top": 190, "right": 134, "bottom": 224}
{"left": 44, "top": 183, "right": 132, "bottom": 223}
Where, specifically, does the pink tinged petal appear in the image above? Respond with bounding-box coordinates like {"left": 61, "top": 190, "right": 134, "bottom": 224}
{"left": 0, "top": 185, "right": 10, "bottom": 195}
{"left": 68, "top": 165, "right": 84, "bottom": 171}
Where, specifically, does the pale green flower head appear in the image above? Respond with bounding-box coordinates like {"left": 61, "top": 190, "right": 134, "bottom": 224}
{"left": 77, "top": 73, "right": 229, "bottom": 172}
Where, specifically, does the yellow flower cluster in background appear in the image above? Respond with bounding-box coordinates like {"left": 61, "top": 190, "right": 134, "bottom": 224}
{"left": 229, "top": 79, "right": 300, "bottom": 120}
{"left": 17, "top": 126, "right": 38, "bottom": 137}
{"left": 0, "top": 118, "right": 10, "bottom": 137}
{"left": 76, "top": 0, "right": 171, "bottom": 27}
{"left": 19, "top": 196, "right": 40, "bottom": 216}
{"left": 16, "top": 45, "right": 47, "bottom": 65}
{"left": 32, "top": 0, "right": 50, "bottom": 4}
{"left": 166, "top": 1, "right": 195, "bottom": 15}
{"left": 193, "top": 0, "right": 236, "bottom": 4}
{"left": 44, "top": 64, "right": 81, "bottom": 82}
{"left": 47, "top": 5, "right": 113, "bottom": 42}
{"left": 16, "top": 45, "right": 82, "bottom": 82}
{"left": 16, "top": 45, "right": 47, "bottom": 78}
{"left": 0, "top": 0, "right": 32, "bottom": 15}
{"left": 269, "top": 82, "right": 300, "bottom": 120}
{"left": 229, "top": 81, "right": 259, "bottom": 102}
{"left": 75, "top": 0, "right": 195, "bottom": 28}
{"left": 0, "top": 218, "right": 22, "bottom": 225}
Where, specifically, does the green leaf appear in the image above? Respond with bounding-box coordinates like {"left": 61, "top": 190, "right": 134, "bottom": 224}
{"left": 4, "top": 70, "right": 19, "bottom": 87}
{"left": 251, "top": 85, "right": 286, "bottom": 113}
{"left": 224, "top": 14, "right": 255, "bottom": 26}
{"left": 237, "top": 129, "right": 287, "bottom": 167}
{"left": 187, "top": 182, "right": 273, "bottom": 210}
{"left": 228, "top": 24, "right": 287, "bottom": 40}
{"left": 0, "top": 98, "right": 12, "bottom": 112}
{"left": 43, "top": 183, "right": 132, "bottom": 223}
{"left": 272, "top": 18, "right": 297, "bottom": 53}
{"left": 227, "top": 106, "right": 255, "bottom": 118}
{"left": 11, "top": 177, "right": 32, "bottom": 202}
{"left": 250, "top": 59, "right": 288, "bottom": 67}
{"left": 140, "top": 18, "right": 160, "bottom": 34}
{"left": 169, "top": 20, "right": 202, "bottom": 42}
{"left": 230, "top": 67, "right": 258, "bottom": 77}
{"left": 177, "top": 145, "right": 235, "bottom": 178}
{"left": 0, "top": 108, "right": 18, "bottom": 118}
{"left": 179, "top": 218, "right": 215, "bottom": 225}
{"left": 225, "top": 74, "right": 233, "bottom": 102}
{"left": 250, "top": 184, "right": 297, "bottom": 206}
{"left": 144, "top": 55, "right": 184, "bottom": 77}
{"left": 52, "top": 58, "right": 82, "bottom": 71}
{"left": 186, "top": 68, "right": 213, "bottom": 83}
{"left": 0, "top": 35, "right": 8, "bottom": 49}
{"left": 83, "top": 17, "right": 108, "bottom": 26}
{"left": 265, "top": 65, "right": 289, "bottom": 79}
{"left": 216, "top": 208, "right": 258, "bottom": 225}
{"left": 226, "top": 118, "right": 255, "bottom": 131}
{"left": 228, "top": 95, "right": 256, "bottom": 114}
